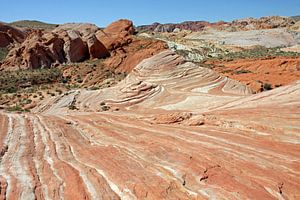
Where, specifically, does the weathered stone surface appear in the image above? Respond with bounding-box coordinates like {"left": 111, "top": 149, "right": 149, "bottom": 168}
{"left": 96, "top": 19, "right": 134, "bottom": 50}
{"left": 206, "top": 56, "right": 300, "bottom": 92}
{"left": 1, "top": 31, "right": 66, "bottom": 70}
{"left": 1, "top": 51, "right": 300, "bottom": 199}
{"left": 63, "top": 30, "right": 89, "bottom": 63}
{"left": 186, "top": 28, "right": 300, "bottom": 48}
{"left": 138, "top": 16, "right": 295, "bottom": 33}
{"left": 137, "top": 21, "right": 227, "bottom": 32}
{"left": 104, "top": 38, "right": 167, "bottom": 72}
{"left": 53, "top": 23, "right": 99, "bottom": 38}
{"left": 231, "top": 16, "right": 295, "bottom": 30}
{"left": 0, "top": 32, "right": 13, "bottom": 47}
{"left": 0, "top": 22, "right": 26, "bottom": 46}
{"left": 1, "top": 24, "right": 110, "bottom": 69}
{"left": 86, "top": 35, "right": 110, "bottom": 59}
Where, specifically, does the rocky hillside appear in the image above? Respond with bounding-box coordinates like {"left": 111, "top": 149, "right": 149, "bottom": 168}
{"left": 138, "top": 16, "right": 296, "bottom": 32}
{"left": 0, "top": 19, "right": 167, "bottom": 110}
{"left": 0, "top": 50, "right": 299, "bottom": 199}
{"left": 0, "top": 22, "right": 27, "bottom": 47}
{"left": 9, "top": 20, "right": 58, "bottom": 30}
{"left": 0, "top": 20, "right": 167, "bottom": 71}
{"left": 291, "top": 15, "right": 300, "bottom": 22}
{"left": 0, "top": 15, "right": 300, "bottom": 200}
{"left": 137, "top": 20, "right": 228, "bottom": 32}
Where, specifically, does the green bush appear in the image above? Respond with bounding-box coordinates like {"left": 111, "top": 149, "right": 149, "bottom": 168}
{"left": 0, "top": 68, "right": 62, "bottom": 94}
{"left": 263, "top": 83, "right": 273, "bottom": 91}
{"left": 0, "top": 47, "right": 8, "bottom": 61}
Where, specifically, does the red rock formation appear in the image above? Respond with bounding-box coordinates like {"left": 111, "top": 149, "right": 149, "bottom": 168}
{"left": 1, "top": 49, "right": 300, "bottom": 199}
{"left": 86, "top": 35, "right": 110, "bottom": 59}
{"left": 0, "top": 19, "right": 167, "bottom": 71}
{"left": 0, "top": 22, "right": 26, "bottom": 47}
{"left": 231, "top": 16, "right": 295, "bottom": 30}
{"left": 1, "top": 26, "right": 109, "bottom": 70}
{"left": 95, "top": 19, "right": 168, "bottom": 73}
{"left": 206, "top": 56, "right": 300, "bottom": 92}
{"left": 44, "top": 33, "right": 66, "bottom": 63}
{"left": 0, "top": 32, "right": 13, "bottom": 47}
{"left": 137, "top": 21, "right": 227, "bottom": 32}
{"left": 96, "top": 19, "right": 134, "bottom": 50}
{"left": 53, "top": 23, "right": 110, "bottom": 59}
{"left": 104, "top": 38, "right": 167, "bottom": 73}
{"left": 63, "top": 30, "right": 89, "bottom": 63}
{"left": 1, "top": 31, "right": 65, "bottom": 70}
{"left": 137, "top": 16, "right": 295, "bottom": 33}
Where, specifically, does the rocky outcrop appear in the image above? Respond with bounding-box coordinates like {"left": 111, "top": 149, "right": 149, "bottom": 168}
{"left": 38, "top": 50, "right": 252, "bottom": 114}
{"left": 290, "top": 21, "right": 300, "bottom": 32}
{"left": 0, "top": 22, "right": 26, "bottom": 47}
{"left": 0, "top": 19, "right": 167, "bottom": 71}
{"left": 94, "top": 19, "right": 167, "bottom": 73}
{"left": 186, "top": 28, "right": 300, "bottom": 48}
{"left": 231, "top": 16, "right": 295, "bottom": 30}
{"left": 104, "top": 38, "right": 167, "bottom": 72}
{"left": 138, "top": 16, "right": 295, "bottom": 33}
{"left": 3, "top": 50, "right": 299, "bottom": 199}
{"left": 0, "top": 32, "right": 13, "bottom": 47}
{"left": 96, "top": 19, "right": 134, "bottom": 50}
{"left": 53, "top": 23, "right": 99, "bottom": 38}
{"left": 138, "top": 21, "right": 227, "bottom": 33}
{"left": 54, "top": 24, "right": 110, "bottom": 60}
{"left": 206, "top": 56, "right": 300, "bottom": 92}
{"left": 86, "top": 35, "right": 110, "bottom": 59}
{"left": 62, "top": 30, "right": 89, "bottom": 63}
{"left": 1, "top": 24, "right": 110, "bottom": 70}
{"left": 44, "top": 32, "right": 66, "bottom": 63}
{"left": 1, "top": 31, "right": 59, "bottom": 69}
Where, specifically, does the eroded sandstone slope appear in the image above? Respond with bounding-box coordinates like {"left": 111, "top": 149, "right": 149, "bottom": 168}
{"left": 0, "top": 50, "right": 298, "bottom": 199}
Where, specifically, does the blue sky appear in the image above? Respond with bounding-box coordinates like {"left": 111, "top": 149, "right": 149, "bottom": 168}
{"left": 1, "top": 0, "right": 299, "bottom": 27}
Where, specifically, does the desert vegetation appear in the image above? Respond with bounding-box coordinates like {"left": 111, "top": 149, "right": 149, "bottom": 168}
{"left": 9, "top": 20, "right": 58, "bottom": 30}
{"left": 0, "top": 47, "right": 8, "bottom": 61}
{"left": 205, "top": 46, "right": 300, "bottom": 61}
{"left": 0, "top": 68, "right": 61, "bottom": 94}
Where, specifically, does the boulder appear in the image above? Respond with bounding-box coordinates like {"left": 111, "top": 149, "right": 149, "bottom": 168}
{"left": 86, "top": 35, "right": 110, "bottom": 59}
{"left": 1, "top": 30, "right": 64, "bottom": 70}
{"left": 104, "top": 19, "right": 134, "bottom": 35}
{"left": 0, "top": 32, "right": 13, "bottom": 47}
{"left": 0, "top": 22, "right": 27, "bottom": 46}
{"left": 231, "top": 16, "right": 295, "bottom": 30}
{"left": 53, "top": 23, "right": 99, "bottom": 38}
{"left": 44, "top": 32, "right": 65, "bottom": 63}
{"left": 96, "top": 19, "right": 134, "bottom": 50}
{"left": 63, "top": 30, "right": 89, "bottom": 63}
{"left": 104, "top": 38, "right": 167, "bottom": 72}
{"left": 54, "top": 24, "right": 110, "bottom": 60}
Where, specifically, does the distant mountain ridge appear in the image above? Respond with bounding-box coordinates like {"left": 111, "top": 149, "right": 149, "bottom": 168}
{"left": 137, "top": 16, "right": 297, "bottom": 33}
{"left": 9, "top": 20, "right": 58, "bottom": 30}
{"left": 291, "top": 15, "right": 300, "bottom": 22}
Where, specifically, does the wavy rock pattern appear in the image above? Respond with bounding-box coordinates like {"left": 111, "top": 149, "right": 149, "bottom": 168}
{"left": 1, "top": 50, "right": 300, "bottom": 199}
{"left": 35, "top": 51, "right": 252, "bottom": 114}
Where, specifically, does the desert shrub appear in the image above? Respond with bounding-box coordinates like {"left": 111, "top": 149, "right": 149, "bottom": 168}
{"left": 6, "top": 87, "right": 17, "bottom": 93}
{"left": 101, "top": 105, "right": 110, "bottom": 111}
{"left": 68, "top": 104, "right": 77, "bottom": 110}
{"left": 207, "top": 47, "right": 300, "bottom": 61}
{"left": 263, "top": 83, "right": 273, "bottom": 91}
{"left": 89, "top": 86, "right": 99, "bottom": 90}
{"left": 6, "top": 105, "right": 28, "bottom": 112}
{"left": 55, "top": 89, "right": 63, "bottom": 95}
{"left": 235, "top": 70, "right": 252, "bottom": 74}
{"left": 0, "top": 68, "right": 62, "bottom": 94}
{"left": 0, "top": 47, "right": 9, "bottom": 61}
